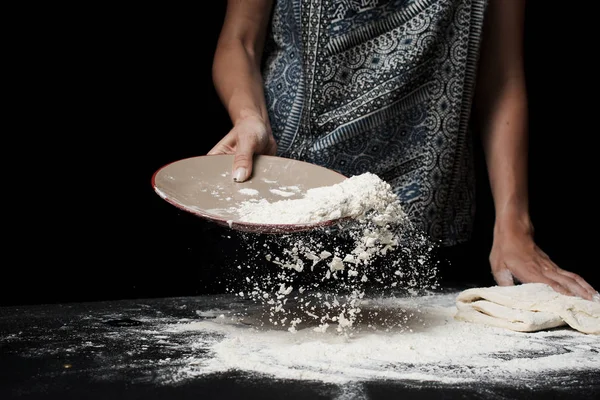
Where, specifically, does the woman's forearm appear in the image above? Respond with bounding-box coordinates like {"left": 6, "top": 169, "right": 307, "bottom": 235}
{"left": 480, "top": 81, "right": 531, "bottom": 232}
{"left": 473, "top": 0, "right": 530, "bottom": 234}
{"left": 213, "top": 39, "right": 269, "bottom": 124}
{"left": 212, "top": 0, "right": 273, "bottom": 125}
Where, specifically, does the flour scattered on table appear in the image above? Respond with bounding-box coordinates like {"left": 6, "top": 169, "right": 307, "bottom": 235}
{"left": 158, "top": 292, "right": 600, "bottom": 386}
{"left": 7, "top": 291, "right": 597, "bottom": 395}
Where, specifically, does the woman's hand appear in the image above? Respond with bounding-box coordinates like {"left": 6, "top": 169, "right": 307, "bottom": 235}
{"left": 490, "top": 220, "right": 598, "bottom": 301}
{"left": 208, "top": 114, "right": 277, "bottom": 182}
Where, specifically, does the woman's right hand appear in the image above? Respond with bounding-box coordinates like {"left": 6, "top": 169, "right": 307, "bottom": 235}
{"left": 208, "top": 114, "right": 277, "bottom": 182}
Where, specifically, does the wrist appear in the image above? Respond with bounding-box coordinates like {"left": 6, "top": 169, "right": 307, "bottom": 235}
{"left": 234, "top": 108, "right": 265, "bottom": 124}
{"left": 228, "top": 90, "right": 269, "bottom": 126}
{"left": 494, "top": 209, "right": 534, "bottom": 240}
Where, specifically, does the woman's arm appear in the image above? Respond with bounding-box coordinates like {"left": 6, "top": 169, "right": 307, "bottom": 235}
{"left": 209, "top": 0, "right": 276, "bottom": 182}
{"left": 473, "top": 0, "right": 597, "bottom": 299}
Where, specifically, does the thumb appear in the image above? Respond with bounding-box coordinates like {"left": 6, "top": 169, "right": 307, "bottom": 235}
{"left": 232, "top": 135, "right": 255, "bottom": 182}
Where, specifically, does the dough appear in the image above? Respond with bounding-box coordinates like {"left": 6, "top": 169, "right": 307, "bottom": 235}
{"left": 454, "top": 283, "right": 600, "bottom": 334}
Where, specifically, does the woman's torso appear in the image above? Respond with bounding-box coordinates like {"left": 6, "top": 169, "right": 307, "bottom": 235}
{"left": 262, "top": 0, "right": 488, "bottom": 245}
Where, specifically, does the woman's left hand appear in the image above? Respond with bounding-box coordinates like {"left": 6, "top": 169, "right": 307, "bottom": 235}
{"left": 489, "top": 222, "right": 598, "bottom": 301}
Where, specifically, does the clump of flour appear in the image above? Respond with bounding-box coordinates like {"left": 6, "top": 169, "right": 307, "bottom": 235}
{"left": 225, "top": 172, "right": 439, "bottom": 335}
{"left": 238, "top": 188, "right": 259, "bottom": 196}
{"left": 237, "top": 173, "right": 402, "bottom": 225}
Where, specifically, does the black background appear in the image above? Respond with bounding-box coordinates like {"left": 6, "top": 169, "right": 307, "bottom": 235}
{"left": 4, "top": 2, "right": 596, "bottom": 307}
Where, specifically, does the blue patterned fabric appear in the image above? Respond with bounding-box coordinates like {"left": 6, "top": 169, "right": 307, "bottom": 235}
{"left": 262, "top": 0, "right": 488, "bottom": 246}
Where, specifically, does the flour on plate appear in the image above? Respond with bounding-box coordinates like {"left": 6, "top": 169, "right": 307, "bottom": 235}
{"left": 238, "top": 188, "right": 259, "bottom": 196}
{"left": 236, "top": 173, "right": 401, "bottom": 225}
{"left": 269, "top": 188, "right": 296, "bottom": 197}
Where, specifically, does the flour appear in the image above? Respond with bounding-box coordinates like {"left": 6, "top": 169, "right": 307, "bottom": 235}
{"left": 159, "top": 292, "right": 600, "bottom": 387}
{"left": 238, "top": 188, "right": 259, "bottom": 196}
{"left": 225, "top": 172, "right": 439, "bottom": 335}
{"left": 269, "top": 188, "right": 296, "bottom": 197}
{"left": 6, "top": 291, "right": 597, "bottom": 394}
{"left": 237, "top": 173, "right": 402, "bottom": 224}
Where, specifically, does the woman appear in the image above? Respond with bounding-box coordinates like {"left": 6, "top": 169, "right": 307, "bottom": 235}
{"left": 208, "top": 0, "right": 597, "bottom": 300}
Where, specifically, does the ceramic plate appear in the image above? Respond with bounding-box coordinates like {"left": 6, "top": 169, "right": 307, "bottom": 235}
{"left": 151, "top": 154, "right": 347, "bottom": 233}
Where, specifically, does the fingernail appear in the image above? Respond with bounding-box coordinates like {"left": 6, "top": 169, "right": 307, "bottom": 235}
{"left": 233, "top": 168, "right": 247, "bottom": 182}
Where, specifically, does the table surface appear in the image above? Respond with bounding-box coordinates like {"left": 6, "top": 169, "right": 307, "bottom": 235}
{"left": 2, "top": 289, "right": 599, "bottom": 400}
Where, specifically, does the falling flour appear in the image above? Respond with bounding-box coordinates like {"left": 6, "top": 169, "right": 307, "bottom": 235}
{"left": 225, "top": 172, "right": 439, "bottom": 335}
